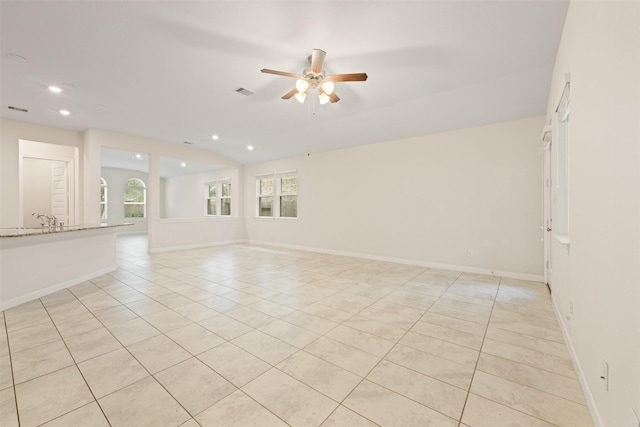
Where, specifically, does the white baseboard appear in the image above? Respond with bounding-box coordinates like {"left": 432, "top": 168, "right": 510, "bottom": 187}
{"left": 0, "top": 265, "right": 117, "bottom": 311}
{"left": 247, "top": 240, "right": 545, "bottom": 282}
{"left": 551, "top": 294, "right": 604, "bottom": 427}
{"left": 148, "top": 239, "right": 247, "bottom": 254}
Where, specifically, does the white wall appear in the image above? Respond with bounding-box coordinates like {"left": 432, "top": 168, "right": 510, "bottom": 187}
{"left": 244, "top": 116, "right": 545, "bottom": 279}
{"left": 22, "top": 158, "right": 55, "bottom": 227}
{"left": 162, "top": 168, "right": 236, "bottom": 219}
{"left": 100, "top": 167, "right": 149, "bottom": 233}
{"left": 545, "top": 2, "right": 640, "bottom": 427}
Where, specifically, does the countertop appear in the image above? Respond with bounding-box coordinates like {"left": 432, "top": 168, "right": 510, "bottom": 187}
{"left": 0, "top": 223, "right": 133, "bottom": 238}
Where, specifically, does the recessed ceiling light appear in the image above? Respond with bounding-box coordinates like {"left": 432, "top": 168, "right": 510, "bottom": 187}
{"left": 247, "top": 145, "right": 254, "bottom": 151}
{"left": 59, "top": 109, "right": 70, "bottom": 116}
{"left": 180, "top": 162, "right": 187, "bottom": 167}
{"left": 48, "top": 85, "right": 63, "bottom": 93}
{"left": 211, "top": 134, "right": 220, "bottom": 140}
{"left": 134, "top": 153, "right": 143, "bottom": 160}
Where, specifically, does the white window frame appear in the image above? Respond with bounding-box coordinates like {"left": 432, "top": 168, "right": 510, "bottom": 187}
{"left": 255, "top": 170, "right": 297, "bottom": 220}
{"left": 124, "top": 177, "right": 146, "bottom": 218}
{"left": 256, "top": 174, "right": 275, "bottom": 218}
{"left": 204, "top": 179, "right": 232, "bottom": 217}
{"left": 100, "top": 177, "right": 107, "bottom": 221}
{"left": 204, "top": 181, "right": 218, "bottom": 216}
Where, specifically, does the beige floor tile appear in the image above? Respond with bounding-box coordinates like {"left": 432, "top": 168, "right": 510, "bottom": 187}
{"left": 78, "top": 348, "right": 149, "bottom": 398}
{"left": 152, "top": 292, "right": 193, "bottom": 309}
{"left": 141, "top": 309, "right": 193, "bottom": 333}
{"left": 195, "top": 389, "right": 288, "bottom": 427}
{"left": 367, "top": 360, "right": 467, "bottom": 419}
{"left": 155, "top": 357, "right": 236, "bottom": 415}
{"left": 91, "top": 305, "right": 139, "bottom": 327}
{"left": 5, "top": 308, "right": 51, "bottom": 333}
{"left": 0, "top": 387, "right": 18, "bottom": 427}
{"left": 259, "top": 319, "right": 321, "bottom": 348}
{"left": 127, "top": 334, "right": 191, "bottom": 374}
{"left": 277, "top": 350, "right": 361, "bottom": 401}
{"left": 40, "top": 401, "right": 110, "bottom": 427}
{"left": 304, "top": 336, "right": 381, "bottom": 377}
{"left": 481, "top": 339, "right": 577, "bottom": 379}
{"left": 198, "top": 314, "right": 253, "bottom": 340}
{"left": 232, "top": 330, "right": 298, "bottom": 365}
{"left": 279, "top": 311, "right": 339, "bottom": 334}
{"left": 385, "top": 344, "right": 474, "bottom": 390}
{"left": 302, "top": 303, "right": 355, "bottom": 323}
{"left": 173, "top": 302, "right": 219, "bottom": 322}
{"left": 166, "top": 323, "right": 225, "bottom": 355}
{"left": 476, "top": 353, "right": 586, "bottom": 404}
{"left": 248, "top": 299, "right": 297, "bottom": 317}
{"left": 343, "top": 380, "right": 458, "bottom": 427}
{"left": 51, "top": 314, "right": 104, "bottom": 339}
{"left": 321, "top": 405, "right": 379, "bottom": 426}
{"left": 411, "top": 321, "right": 484, "bottom": 350}
{"left": 470, "top": 371, "right": 594, "bottom": 426}
{"left": 243, "top": 368, "right": 338, "bottom": 426}
{"left": 380, "top": 290, "right": 438, "bottom": 311}
{"left": 491, "top": 308, "right": 560, "bottom": 330}
{"left": 63, "top": 326, "right": 122, "bottom": 363}
{"left": 399, "top": 331, "right": 479, "bottom": 368}
{"left": 440, "top": 292, "right": 495, "bottom": 308}
{"left": 11, "top": 339, "right": 74, "bottom": 384}
{"left": 125, "top": 298, "right": 169, "bottom": 316}
{"left": 106, "top": 317, "right": 161, "bottom": 346}
{"left": 76, "top": 292, "right": 121, "bottom": 312}
{"left": 0, "top": 332, "right": 8, "bottom": 357}
{"left": 428, "top": 304, "right": 491, "bottom": 325}
{"left": 343, "top": 315, "right": 408, "bottom": 341}
{"left": 357, "top": 307, "right": 416, "bottom": 329}
{"left": 99, "top": 376, "right": 190, "bottom": 427}
{"left": 15, "top": 366, "right": 93, "bottom": 427}
{"left": 39, "top": 289, "right": 78, "bottom": 308}
{"left": 484, "top": 326, "right": 571, "bottom": 359}
{"left": 7, "top": 321, "right": 60, "bottom": 353}
{"left": 488, "top": 317, "right": 564, "bottom": 343}
{"left": 326, "top": 325, "right": 396, "bottom": 357}
{"left": 421, "top": 312, "right": 487, "bottom": 336}
{"left": 178, "top": 418, "right": 200, "bottom": 427}
{"left": 0, "top": 355, "right": 13, "bottom": 390}
{"left": 226, "top": 306, "right": 277, "bottom": 328}
{"left": 198, "top": 342, "right": 270, "bottom": 387}
{"left": 199, "top": 295, "right": 240, "bottom": 313}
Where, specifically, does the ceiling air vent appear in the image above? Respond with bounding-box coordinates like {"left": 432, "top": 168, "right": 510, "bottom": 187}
{"left": 235, "top": 87, "right": 254, "bottom": 96}
{"left": 8, "top": 105, "right": 28, "bottom": 113}
{"left": 183, "top": 141, "right": 193, "bottom": 145}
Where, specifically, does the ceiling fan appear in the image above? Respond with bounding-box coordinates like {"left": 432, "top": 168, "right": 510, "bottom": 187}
{"left": 261, "top": 49, "right": 368, "bottom": 104}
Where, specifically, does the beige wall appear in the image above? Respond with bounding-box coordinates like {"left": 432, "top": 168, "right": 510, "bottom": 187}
{"left": 545, "top": 2, "right": 640, "bottom": 426}
{"left": 244, "top": 116, "right": 545, "bottom": 279}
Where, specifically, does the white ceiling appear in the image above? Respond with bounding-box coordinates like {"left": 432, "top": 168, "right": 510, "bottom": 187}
{"left": 1, "top": 1, "right": 568, "bottom": 165}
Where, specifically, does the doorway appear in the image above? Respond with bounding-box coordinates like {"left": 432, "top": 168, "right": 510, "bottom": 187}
{"left": 19, "top": 140, "right": 78, "bottom": 227}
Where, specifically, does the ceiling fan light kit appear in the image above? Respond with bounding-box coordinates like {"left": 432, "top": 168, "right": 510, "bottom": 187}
{"left": 261, "top": 48, "right": 367, "bottom": 104}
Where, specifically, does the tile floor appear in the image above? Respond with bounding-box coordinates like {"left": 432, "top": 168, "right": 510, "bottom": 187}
{"left": 0, "top": 234, "right": 594, "bottom": 426}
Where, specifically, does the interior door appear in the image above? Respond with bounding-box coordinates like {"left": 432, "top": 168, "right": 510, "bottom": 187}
{"left": 51, "top": 161, "right": 69, "bottom": 226}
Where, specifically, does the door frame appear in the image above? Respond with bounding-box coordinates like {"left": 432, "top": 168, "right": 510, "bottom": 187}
{"left": 542, "top": 125, "right": 553, "bottom": 286}
{"left": 18, "top": 140, "right": 79, "bottom": 227}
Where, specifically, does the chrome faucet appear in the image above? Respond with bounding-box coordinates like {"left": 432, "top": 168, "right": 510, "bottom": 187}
{"left": 32, "top": 213, "right": 46, "bottom": 228}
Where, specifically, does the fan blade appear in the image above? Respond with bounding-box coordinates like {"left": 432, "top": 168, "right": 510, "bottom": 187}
{"left": 281, "top": 88, "right": 298, "bottom": 100}
{"left": 325, "top": 73, "right": 368, "bottom": 82}
{"left": 310, "top": 49, "right": 326, "bottom": 74}
{"left": 261, "top": 69, "right": 303, "bottom": 79}
{"left": 329, "top": 92, "right": 340, "bottom": 103}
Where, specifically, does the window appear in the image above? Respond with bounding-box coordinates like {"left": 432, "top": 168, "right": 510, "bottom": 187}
{"left": 257, "top": 176, "right": 274, "bottom": 217}
{"left": 278, "top": 174, "right": 297, "bottom": 218}
{"left": 555, "top": 82, "right": 570, "bottom": 239}
{"left": 206, "top": 182, "right": 217, "bottom": 215}
{"left": 124, "top": 178, "right": 146, "bottom": 218}
{"left": 100, "top": 177, "right": 108, "bottom": 220}
{"left": 255, "top": 172, "right": 297, "bottom": 219}
{"left": 220, "top": 180, "right": 231, "bottom": 216}
{"left": 204, "top": 180, "right": 231, "bottom": 216}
